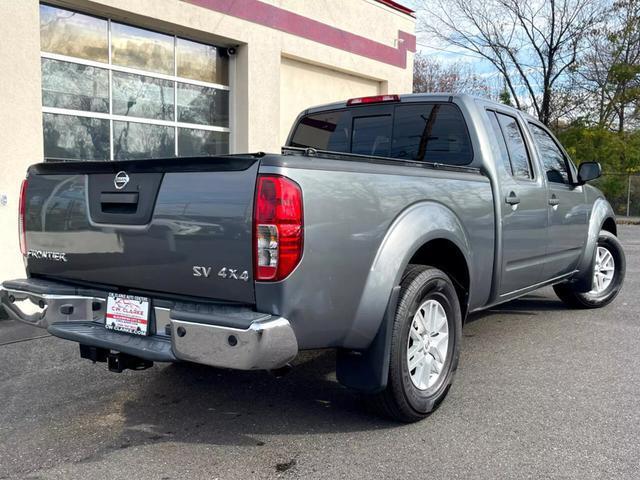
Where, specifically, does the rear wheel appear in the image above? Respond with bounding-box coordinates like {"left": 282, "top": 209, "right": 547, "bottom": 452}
{"left": 364, "top": 265, "right": 462, "bottom": 423}
{"left": 554, "top": 230, "right": 625, "bottom": 309}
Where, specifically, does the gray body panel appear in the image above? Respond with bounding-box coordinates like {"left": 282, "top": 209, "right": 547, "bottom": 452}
{"left": 20, "top": 94, "right": 617, "bottom": 354}
{"left": 255, "top": 155, "right": 493, "bottom": 349}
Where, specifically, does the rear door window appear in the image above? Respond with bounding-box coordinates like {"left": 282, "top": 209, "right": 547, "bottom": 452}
{"left": 289, "top": 110, "right": 351, "bottom": 152}
{"left": 486, "top": 110, "right": 512, "bottom": 175}
{"left": 390, "top": 103, "right": 473, "bottom": 165}
{"left": 495, "top": 112, "right": 533, "bottom": 179}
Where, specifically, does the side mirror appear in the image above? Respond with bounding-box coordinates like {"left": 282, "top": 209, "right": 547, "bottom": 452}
{"left": 577, "top": 162, "right": 601, "bottom": 185}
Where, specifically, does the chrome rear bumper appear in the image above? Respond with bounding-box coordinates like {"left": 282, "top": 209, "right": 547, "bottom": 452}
{"left": 0, "top": 282, "right": 297, "bottom": 371}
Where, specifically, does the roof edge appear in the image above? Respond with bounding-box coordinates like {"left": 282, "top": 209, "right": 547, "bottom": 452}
{"left": 375, "top": 0, "right": 415, "bottom": 17}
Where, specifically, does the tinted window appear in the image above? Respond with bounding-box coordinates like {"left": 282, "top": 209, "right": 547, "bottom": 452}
{"left": 177, "top": 84, "right": 229, "bottom": 127}
{"left": 351, "top": 115, "right": 391, "bottom": 156}
{"left": 112, "top": 72, "right": 174, "bottom": 120}
{"left": 41, "top": 58, "right": 109, "bottom": 113}
{"left": 178, "top": 129, "right": 229, "bottom": 156}
{"left": 40, "top": 5, "right": 108, "bottom": 62}
{"left": 486, "top": 111, "right": 512, "bottom": 175}
{"left": 529, "top": 123, "right": 570, "bottom": 184}
{"left": 43, "top": 113, "right": 110, "bottom": 160}
{"left": 177, "top": 38, "right": 228, "bottom": 85}
{"left": 113, "top": 121, "right": 175, "bottom": 160}
{"left": 111, "top": 23, "right": 174, "bottom": 75}
{"left": 390, "top": 104, "right": 472, "bottom": 165}
{"left": 496, "top": 113, "right": 532, "bottom": 179}
{"left": 290, "top": 110, "right": 351, "bottom": 152}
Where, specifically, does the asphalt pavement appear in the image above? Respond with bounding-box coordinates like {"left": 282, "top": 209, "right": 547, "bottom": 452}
{"left": 1, "top": 226, "right": 639, "bottom": 479}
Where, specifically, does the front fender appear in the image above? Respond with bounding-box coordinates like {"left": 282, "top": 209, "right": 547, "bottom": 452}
{"left": 342, "top": 201, "right": 472, "bottom": 349}
{"left": 571, "top": 197, "right": 615, "bottom": 292}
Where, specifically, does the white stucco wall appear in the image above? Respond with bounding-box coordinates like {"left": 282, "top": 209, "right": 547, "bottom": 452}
{"left": 0, "top": 0, "right": 414, "bottom": 282}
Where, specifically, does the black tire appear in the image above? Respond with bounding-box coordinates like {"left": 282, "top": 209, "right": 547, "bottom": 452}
{"left": 364, "top": 265, "right": 462, "bottom": 423}
{"left": 553, "top": 230, "right": 626, "bottom": 309}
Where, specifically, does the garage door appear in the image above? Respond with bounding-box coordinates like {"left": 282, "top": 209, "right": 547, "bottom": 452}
{"left": 280, "top": 57, "right": 380, "bottom": 145}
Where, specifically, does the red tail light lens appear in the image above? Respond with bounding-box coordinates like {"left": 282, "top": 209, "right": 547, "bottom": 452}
{"left": 18, "top": 179, "right": 27, "bottom": 256}
{"left": 254, "top": 175, "right": 303, "bottom": 281}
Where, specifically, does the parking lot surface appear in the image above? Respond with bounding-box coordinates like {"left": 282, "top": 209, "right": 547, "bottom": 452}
{"left": 1, "top": 226, "right": 639, "bottom": 480}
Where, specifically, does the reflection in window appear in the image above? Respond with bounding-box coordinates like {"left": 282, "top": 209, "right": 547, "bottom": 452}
{"left": 40, "top": 5, "right": 231, "bottom": 161}
{"left": 111, "top": 23, "right": 174, "bottom": 75}
{"left": 289, "top": 110, "right": 351, "bottom": 152}
{"left": 113, "top": 121, "right": 175, "bottom": 160}
{"left": 177, "top": 38, "right": 228, "bottom": 85}
{"left": 40, "top": 5, "right": 108, "bottom": 62}
{"left": 43, "top": 113, "right": 110, "bottom": 160}
{"left": 390, "top": 104, "right": 473, "bottom": 165}
{"left": 178, "top": 129, "right": 229, "bottom": 156}
{"left": 352, "top": 115, "right": 391, "bottom": 156}
{"left": 529, "top": 124, "right": 570, "bottom": 184}
{"left": 496, "top": 113, "right": 532, "bottom": 179}
{"left": 487, "top": 111, "right": 512, "bottom": 175}
{"left": 112, "top": 72, "right": 174, "bottom": 120}
{"left": 41, "top": 59, "right": 109, "bottom": 113}
{"left": 177, "top": 84, "right": 229, "bottom": 127}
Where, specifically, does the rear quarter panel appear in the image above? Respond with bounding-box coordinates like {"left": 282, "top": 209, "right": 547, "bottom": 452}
{"left": 255, "top": 155, "right": 495, "bottom": 349}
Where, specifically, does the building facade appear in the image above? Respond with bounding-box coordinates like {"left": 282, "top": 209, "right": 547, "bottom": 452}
{"left": 0, "top": 0, "right": 415, "bottom": 281}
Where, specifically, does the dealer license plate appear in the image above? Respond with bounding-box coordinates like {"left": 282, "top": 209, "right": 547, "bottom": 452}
{"left": 105, "top": 293, "right": 150, "bottom": 335}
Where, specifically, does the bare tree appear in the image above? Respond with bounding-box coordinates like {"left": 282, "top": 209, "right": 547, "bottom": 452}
{"left": 418, "top": 0, "right": 605, "bottom": 125}
{"left": 578, "top": 0, "right": 640, "bottom": 131}
{"left": 413, "top": 54, "right": 499, "bottom": 98}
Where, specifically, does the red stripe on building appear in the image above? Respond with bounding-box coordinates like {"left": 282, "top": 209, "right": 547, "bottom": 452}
{"left": 184, "top": 0, "right": 416, "bottom": 68}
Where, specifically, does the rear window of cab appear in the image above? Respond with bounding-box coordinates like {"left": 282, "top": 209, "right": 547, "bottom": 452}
{"left": 289, "top": 103, "right": 473, "bottom": 166}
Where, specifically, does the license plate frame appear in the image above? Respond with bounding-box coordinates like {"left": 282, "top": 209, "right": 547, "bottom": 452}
{"left": 105, "top": 293, "right": 150, "bottom": 336}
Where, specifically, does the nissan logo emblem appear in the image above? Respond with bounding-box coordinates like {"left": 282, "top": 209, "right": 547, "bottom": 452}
{"left": 114, "top": 171, "right": 130, "bottom": 190}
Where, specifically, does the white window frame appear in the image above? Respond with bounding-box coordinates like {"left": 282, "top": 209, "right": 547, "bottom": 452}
{"left": 41, "top": 15, "right": 231, "bottom": 160}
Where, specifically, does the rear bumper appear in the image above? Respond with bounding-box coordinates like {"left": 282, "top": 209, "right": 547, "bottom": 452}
{"left": 0, "top": 279, "right": 298, "bottom": 370}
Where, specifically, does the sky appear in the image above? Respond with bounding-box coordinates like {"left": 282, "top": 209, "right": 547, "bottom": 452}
{"left": 403, "top": 0, "right": 503, "bottom": 80}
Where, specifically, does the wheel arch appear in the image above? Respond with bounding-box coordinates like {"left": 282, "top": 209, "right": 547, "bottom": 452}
{"left": 343, "top": 201, "right": 473, "bottom": 350}
{"left": 407, "top": 238, "right": 471, "bottom": 321}
{"left": 336, "top": 201, "right": 474, "bottom": 393}
{"left": 571, "top": 197, "right": 617, "bottom": 292}
{"left": 602, "top": 216, "right": 617, "bottom": 236}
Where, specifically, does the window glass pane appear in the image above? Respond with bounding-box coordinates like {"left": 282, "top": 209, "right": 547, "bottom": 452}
{"left": 112, "top": 72, "right": 174, "bottom": 120}
{"left": 41, "top": 58, "right": 109, "bottom": 113}
{"left": 177, "top": 38, "right": 228, "bottom": 84}
{"left": 43, "top": 113, "right": 109, "bottom": 160}
{"left": 351, "top": 115, "right": 392, "bottom": 156}
{"left": 177, "top": 84, "right": 229, "bottom": 126}
{"left": 487, "top": 111, "right": 513, "bottom": 175}
{"left": 113, "top": 121, "right": 175, "bottom": 160}
{"left": 178, "top": 129, "right": 229, "bottom": 156}
{"left": 111, "top": 23, "right": 174, "bottom": 75}
{"left": 289, "top": 110, "right": 351, "bottom": 152}
{"left": 529, "top": 124, "right": 570, "bottom": 184}
{"left": 390, "top": 104, "right": 473, "bottom": 165}
{"left": 496, "top": 113, "right": 531, "bottom": 179}
{"left": 40, "top": 5, "right": 108, "bottom": 62}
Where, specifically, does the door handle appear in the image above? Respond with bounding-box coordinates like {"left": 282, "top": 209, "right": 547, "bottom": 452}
{"left": 505, "top": 191, "right": 521, "bottom": 205}
{"left": 548, "top": 194, "right": 560, "bottom": 207}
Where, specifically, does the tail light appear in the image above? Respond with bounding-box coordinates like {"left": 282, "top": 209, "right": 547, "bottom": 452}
{"left": 18, "top": 179, "right": 27, "bottom": 256}
{"left": 254, "top": 175, "right": 303, "bottom": 281}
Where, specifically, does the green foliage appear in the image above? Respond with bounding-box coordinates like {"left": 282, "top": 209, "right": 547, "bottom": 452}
{"left": 499, "top": 88, "right": 513, "bottom": 106}
{"left": 557, "top": 123, "right": 640, "bottom": 213}
{"left": 557, "top": 124, "right": 640, "bottom": 173}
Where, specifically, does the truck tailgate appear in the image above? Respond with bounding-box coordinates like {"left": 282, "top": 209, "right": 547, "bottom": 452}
{"left": 24, "top": 157, "right": 259, "bottom": 303}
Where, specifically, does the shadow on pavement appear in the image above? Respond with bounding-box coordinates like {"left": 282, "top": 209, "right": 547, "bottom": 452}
{"left": 100, "top": 350, "right": 399, "bottom": 456}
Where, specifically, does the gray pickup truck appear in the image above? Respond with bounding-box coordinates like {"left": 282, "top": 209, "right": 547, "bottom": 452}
{"left": 1, "top": 94, "right": 625, "bottom": 422}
